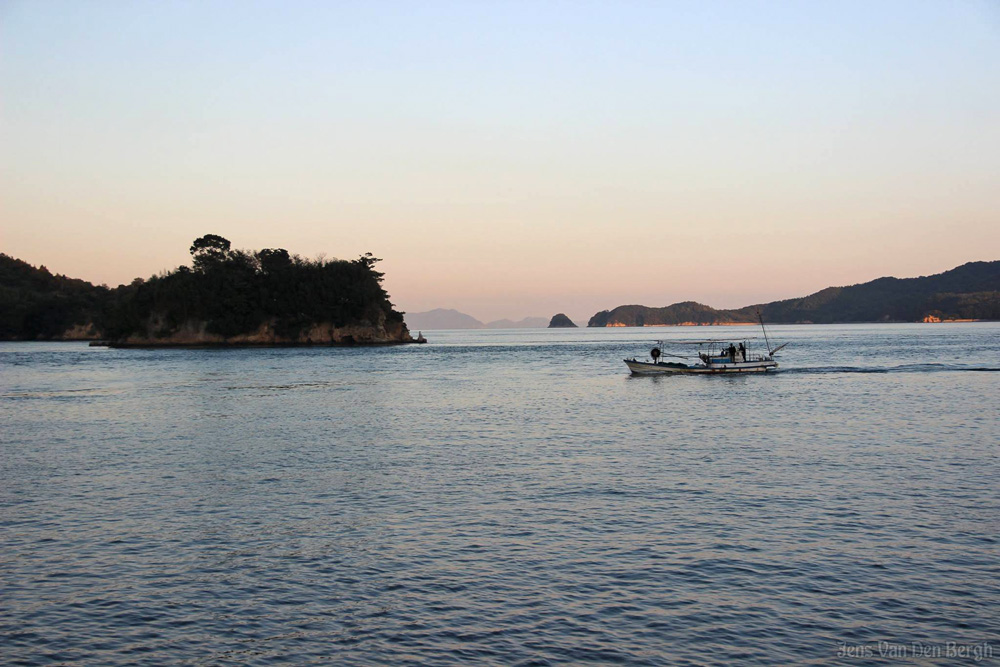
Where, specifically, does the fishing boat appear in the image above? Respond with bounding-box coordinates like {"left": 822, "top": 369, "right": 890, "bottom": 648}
{"left": 624, "top": 313, "right": 787, "bottom": 375}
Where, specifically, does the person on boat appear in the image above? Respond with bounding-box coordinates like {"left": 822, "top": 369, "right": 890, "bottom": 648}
{"left": 728, "top": 343, "right": 736, "bottom": 362}
{"left": 738, "top": 342, "right": 746, "bottom": 362}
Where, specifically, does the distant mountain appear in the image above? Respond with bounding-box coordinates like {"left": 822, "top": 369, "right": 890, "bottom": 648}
{"left": 589, "top": 261, "right": 1000, "bottom": 326}
{"left": 404, "top": 309, "right": 548, "bottom": 329}
{"left": 404, "top": 309, "right": 485, "bottom": 330}
{"left": 485, "top": 317, "right": 548, "bottom": 329}
{"left": 548, "top": 313, "right": 578, "bottom": 328}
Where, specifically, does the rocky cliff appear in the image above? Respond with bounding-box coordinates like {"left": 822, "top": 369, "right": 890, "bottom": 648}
{"left": 59, "top": 322, "right": 103, "bottom": 341}
{"left": 109, "top": 314, "right": 411, "bottom": 347}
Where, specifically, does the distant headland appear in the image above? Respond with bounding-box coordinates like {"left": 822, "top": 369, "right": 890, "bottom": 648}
{"left": 589, "top": 261, "right": 1000, "bottom": 326}
{"left": 0, "top": 235, "right": 413, "bottom": 346}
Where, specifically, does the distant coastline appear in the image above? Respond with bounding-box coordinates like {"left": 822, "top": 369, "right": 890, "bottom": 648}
{"left": 4, "top": 253, "right": 997, "bottom": 341}
{"left": 588, "top": 261, "right": 1000, "bottom": 327}
{"left": 598, "top": 319, "right": 984, "bottom": 327}
{"left": 603, "top": 321, "right": 758, "bottom": 327}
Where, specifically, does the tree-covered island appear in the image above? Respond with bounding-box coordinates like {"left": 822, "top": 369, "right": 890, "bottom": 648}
{"left": 0, "top": 235, "right": 413, "bottom": 346}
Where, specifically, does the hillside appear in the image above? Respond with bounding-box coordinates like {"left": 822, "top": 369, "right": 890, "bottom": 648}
{"left": 0, "top": 254, "right": 109, "bottom": 339}
{"left": 589, "top": 261, "right": 1000, "bottom": 326}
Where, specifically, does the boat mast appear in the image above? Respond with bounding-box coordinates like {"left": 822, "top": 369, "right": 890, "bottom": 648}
{"left": 757, "top": 309, "right": 772, "bottom": 355}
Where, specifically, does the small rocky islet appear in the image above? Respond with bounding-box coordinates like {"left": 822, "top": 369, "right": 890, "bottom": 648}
{"left": 547, "top": 313, "right": 578, "bottom": 328}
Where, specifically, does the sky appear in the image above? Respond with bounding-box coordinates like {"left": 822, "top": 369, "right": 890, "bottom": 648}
{"left": 2, "top": 1, "right": 999, "bottom": 324}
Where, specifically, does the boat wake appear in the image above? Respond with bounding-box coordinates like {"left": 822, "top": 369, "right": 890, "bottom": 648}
{"left": 782, "top": 364, "right": 1000, "bottom": 375}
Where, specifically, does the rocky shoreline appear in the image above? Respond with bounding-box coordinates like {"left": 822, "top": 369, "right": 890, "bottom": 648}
{"left": 89, "top": 317, "right": 416, "bottom": 348}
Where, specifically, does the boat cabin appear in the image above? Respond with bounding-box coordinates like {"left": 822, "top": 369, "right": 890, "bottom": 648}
{"left": 696, "top": 341, "right": 769, "bottom": 365}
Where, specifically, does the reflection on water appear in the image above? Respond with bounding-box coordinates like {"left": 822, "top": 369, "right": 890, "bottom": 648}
{"left": 1, "top": 324, "right": 999, "bottom": 664}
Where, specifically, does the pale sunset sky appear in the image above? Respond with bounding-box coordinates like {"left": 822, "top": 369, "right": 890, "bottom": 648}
{"left": 2, "top": 1, "right": 999, "bottom": 323}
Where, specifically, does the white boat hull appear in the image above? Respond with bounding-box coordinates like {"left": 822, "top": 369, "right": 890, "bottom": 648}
{"left": 624, "top": 358, "right": 778, "bottom": 375}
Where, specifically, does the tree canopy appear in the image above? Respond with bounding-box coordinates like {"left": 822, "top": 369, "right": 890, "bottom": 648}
{"left": 189, "top": 234, "right": 233, "bottom": 272}
{"left": 102, "top": 236, "right": 404, "bottom": 340}
{"left": 0, "top": 237, "right": 406, "bottom": 340}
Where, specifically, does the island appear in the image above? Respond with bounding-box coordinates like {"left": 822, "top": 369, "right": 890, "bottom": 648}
{"left": 0, "top": 235, "right": 414, "bottom": 346}
{"left": 588, "top": 261, "right": 1000, "bottom": 326}
{"left": 548, "top": 313, "right": 578, "bottom": 328}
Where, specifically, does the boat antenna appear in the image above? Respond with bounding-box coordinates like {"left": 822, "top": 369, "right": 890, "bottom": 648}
{"left": 757, "top": 308, "right": 773, "bottom": 355}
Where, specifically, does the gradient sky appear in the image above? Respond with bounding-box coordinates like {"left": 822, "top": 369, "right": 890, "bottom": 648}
{"left": 2, "top": 1, "right": 999, "bottom": 323}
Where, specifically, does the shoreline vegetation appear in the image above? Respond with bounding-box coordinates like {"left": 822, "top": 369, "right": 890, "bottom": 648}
{"left": 1, "top": 235, "right": 412, "bottom": 346}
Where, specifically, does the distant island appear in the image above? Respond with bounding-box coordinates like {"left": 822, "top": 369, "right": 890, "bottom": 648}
{"left": 0, "top": 235, "right": 413, "bottom": 345}
{"left": 589, "top": 261, "right": 1000, "bottom": 326}
{"left": 405, "top": 308, "right": 548, "bottom": 330}
{"left": 548, "top": 313, "right": 578, "bottom": 328}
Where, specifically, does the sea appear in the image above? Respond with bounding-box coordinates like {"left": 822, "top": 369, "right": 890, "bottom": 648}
{"left": 2, "top": 323, "right": 998, "bottom": 665}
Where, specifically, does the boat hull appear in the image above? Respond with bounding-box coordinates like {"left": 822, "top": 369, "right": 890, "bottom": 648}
{"left": 624, "top": 359, "right": 778, "bottom": 375}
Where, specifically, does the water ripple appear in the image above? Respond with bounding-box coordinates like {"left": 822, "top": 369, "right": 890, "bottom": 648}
{"left": 2, "top": 325, "right": 999, "bottom": 664}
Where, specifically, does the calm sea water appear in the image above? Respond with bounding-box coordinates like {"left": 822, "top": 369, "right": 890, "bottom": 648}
{"left": 2, "top": 324, "right": 998, "bottom": 665}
